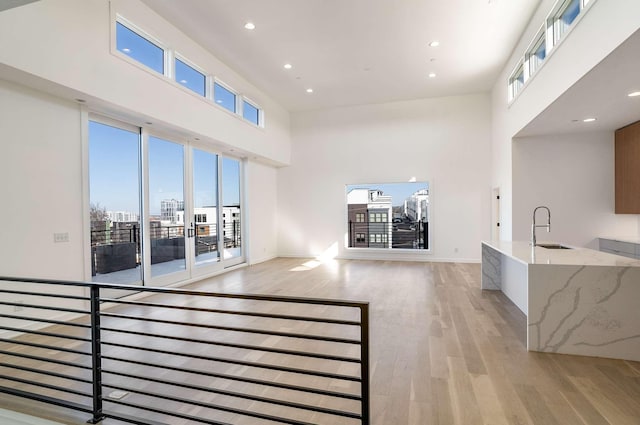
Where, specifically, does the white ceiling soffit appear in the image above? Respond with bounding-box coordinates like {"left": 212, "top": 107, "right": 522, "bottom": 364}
{"left": 517, "top": 27, "right": 640, "bottom": 138}
{"left": 0, "top": 0, "right": 40, "bottom": 13}
{"left": 141, "top": 0, "right": 539, "bottom": 112}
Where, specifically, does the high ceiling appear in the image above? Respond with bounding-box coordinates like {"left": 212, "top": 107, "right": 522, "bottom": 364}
{"left": 517, "top": 27, "right": 640, "bottom": 138}
{"left": 141, "top": 0, "right": 540, "bottom": 112}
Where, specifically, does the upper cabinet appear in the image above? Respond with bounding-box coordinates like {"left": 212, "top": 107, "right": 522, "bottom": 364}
{"left": 615, "top": 120, "right": 640, "bottom": 213}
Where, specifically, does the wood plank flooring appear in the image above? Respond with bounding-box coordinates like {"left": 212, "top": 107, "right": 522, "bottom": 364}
{"left": 1, "top": 258, "right": 640, "bottom": 424}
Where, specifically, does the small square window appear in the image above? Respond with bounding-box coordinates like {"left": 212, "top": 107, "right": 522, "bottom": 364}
{"left": 116, "top": 22, "right": 164, "bottom": 74}
{"left": 214, "top": 82, "right": 237, "bottom": 113}
{"left": 175, "top": 58, "right": 206, "bottom": 97}
{"left": 243, "top": 100, "right": 260, "bottom": 125}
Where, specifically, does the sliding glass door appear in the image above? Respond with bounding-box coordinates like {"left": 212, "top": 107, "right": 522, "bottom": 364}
{"left": 221, "top": 157, "right": 243, "bottom": 266}
{"left": 88, "top": 120, "right": 142, "bottom": 285}
{"left": 147, "top": 136, "right": 188, "bottom": 281}
{"left": 88, "top": 117, "right": 245, "bottom": 286}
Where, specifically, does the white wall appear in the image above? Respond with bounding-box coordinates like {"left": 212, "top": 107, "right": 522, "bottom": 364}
{"left": 0, "top": 80, "right": 87, "bottom": 336}
{"left": 0, "top": 0, "right": 291, "bottom": 165}
{"left": 246, "top": 160, "right": 278, "bottom": 264}
{"left": 278, "top": 94, "right": 492, "bottom": 262}
{"left": 512, "top": 132, "right": 638, "bottom": 249}
{"left": 0, "top": 80, "right": 85, "bottom": 281}
{"left": 0, "top": 0, "right": 287, "bottom": 282}
{"left": 491, "top": 0, "right": 640, "bottom": 241}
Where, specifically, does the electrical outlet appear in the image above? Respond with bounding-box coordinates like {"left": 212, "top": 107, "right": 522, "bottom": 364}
{"left": 54, "top": 232, "right": 69, "bottom": 243}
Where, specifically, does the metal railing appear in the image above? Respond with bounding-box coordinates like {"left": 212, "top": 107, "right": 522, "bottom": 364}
{"left": 0, "top": 276, "right": 369, "bottom": 425}
{"left": 90, "top": 221, "right": 242, "bottom": 272}
{"left": 348, "top": 220, "right": 429, "bottom": 249}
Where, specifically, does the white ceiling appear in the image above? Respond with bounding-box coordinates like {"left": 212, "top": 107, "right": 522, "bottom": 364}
{"left": 141, "top": 0, "right": 540, "bottom": 112}
{"left": 0, "top": 0, "right": 40, "bottom": 12}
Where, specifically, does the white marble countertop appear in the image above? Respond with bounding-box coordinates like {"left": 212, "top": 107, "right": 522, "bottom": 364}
{"left": 482, "top": 240, "right": 640, "bottom": 266}
{"left": 599, "top": 236, "right": 640, "bottom": 244}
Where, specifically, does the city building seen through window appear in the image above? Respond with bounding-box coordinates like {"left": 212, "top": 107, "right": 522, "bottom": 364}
{"left": 346, "top": 182, "right": 429, "bottom": 249}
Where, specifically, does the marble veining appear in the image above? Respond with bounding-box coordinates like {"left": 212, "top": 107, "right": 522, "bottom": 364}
{"left": 481, "top": 241, "right": 640, "bottom": 362}
{"left": 481, "top": 244, "right": 501, "bottom": 290}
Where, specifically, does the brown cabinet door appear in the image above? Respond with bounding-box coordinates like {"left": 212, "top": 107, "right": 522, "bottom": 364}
{"left": 615, "top": 120, "right": 640, "bottom": 213}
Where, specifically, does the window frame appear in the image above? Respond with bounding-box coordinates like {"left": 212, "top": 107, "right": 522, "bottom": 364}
{"left": 241, "top": 97, "right": 262, "bottom": 127}
{"left": 112, "top": 15, "right": 266, "bottom": 129}
{"left": 174, "top": 53, "right": 208, "bottom": 98}
{"left": 213, "top": 80, "right": 239, "bottom": 114}
{"left": 525, "top": 27, "right": 546, "bottom": 79}
{"left": 549, "top": 0, "right": 582, "bottom": 46}
{"left": 114, "top": 17, "right": 168, "bottom": 76}
{"left": 508, "top": 61, "right": 525, "bottom": 102}
{"left": 345, "top": 182, "right": 430, "bottom": 253}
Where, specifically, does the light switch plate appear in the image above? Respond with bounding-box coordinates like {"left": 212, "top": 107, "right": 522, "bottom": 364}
{"left": 53, "top": 232, "right": 69, "bottom": 243}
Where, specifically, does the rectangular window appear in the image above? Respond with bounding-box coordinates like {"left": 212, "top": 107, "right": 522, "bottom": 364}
{"left": 116, "top": 22, "right": 164, "bottom": 74}
{"left": 527, "top": 32, "right": 546, "bottom": 77}
{"left": 243, "top": 100, "right": 260, "bottom": 125}
{"left": 552, "top": 0, "right": 581, "bottom": 44}
{"left": 509, "top": 64, "right": 525, "bottom": 101}
{"left": 347, "top": 182, "right": 429, "bottom": 250}
{"left": 175, "top": 58, "right": 206, "bottom": 97}
{"left": 214, "top": 82, "right": 237, "bottom": 113}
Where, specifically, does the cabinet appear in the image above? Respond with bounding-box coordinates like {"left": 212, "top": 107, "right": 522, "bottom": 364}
{"left": 599, "top": 238, "right": 640, "bottom": 259}
{"left": 615, "top": 120, "right": 640, "bottom": 213}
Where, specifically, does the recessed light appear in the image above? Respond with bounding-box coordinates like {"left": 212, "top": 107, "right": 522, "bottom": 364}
{"left": 284, "top": 63, "right": 292, "bottom": 69}
{"left": 145, "top": 121, "right": 153, "bottom": 125}
{"left": 429, "top": 41, "right": 440, "bottom": 47}
{"left": 583, "top": 118, "right": 597, "bottom": 122}
{"left": 75, "top": 99, "right": 86, "bottom": 103}
{"left": 244, "top": 22, "right": 255, "bottom": 30}
{"left": 628, "top": 91, "right": 640, "bottom": 97}
{"left": 122, "top": 48, "right": 131, "bottom": 53}
{"left": 216, "top": 100, "right": 223, "bottom": 104}
{"left": 179, "top": 79, "right": 187, "bottom": 84}
{"left": 306, "top": 88, "right": 313, "bottom": 93}
{"left": 428, "top": 72, "right": 436, "bottom": 78}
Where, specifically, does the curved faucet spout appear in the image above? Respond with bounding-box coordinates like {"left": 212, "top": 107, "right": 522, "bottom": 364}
{"left": 531, "top": 206, "right": 551, "bottom": 246}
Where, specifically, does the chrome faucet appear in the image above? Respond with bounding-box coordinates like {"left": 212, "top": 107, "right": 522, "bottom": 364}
{"left": 531, "top": 206, "right": 551, "bottom": 246}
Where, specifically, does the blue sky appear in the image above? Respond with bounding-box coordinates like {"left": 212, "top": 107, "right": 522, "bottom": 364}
{"left": 89, "top": 121, "right": 240, "bottom": 216}
{"left": 347, "top": 182, "right": 429, "bottom": 208}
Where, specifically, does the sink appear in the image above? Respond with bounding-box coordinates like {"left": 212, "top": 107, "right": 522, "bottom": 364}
{"left": 536, "top": 243, "right": 572, "bottom": 249}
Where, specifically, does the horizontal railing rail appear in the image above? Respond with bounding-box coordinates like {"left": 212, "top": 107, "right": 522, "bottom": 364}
{"left": 0, "top": 275, "right": 369, "bottom": 425}
{"left": 348, "top": 219, "right": 429, "bottom": 249}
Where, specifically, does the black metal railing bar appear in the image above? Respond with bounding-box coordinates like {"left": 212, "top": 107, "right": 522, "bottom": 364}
{"left": 0, "top": 275, "right": 370, "bottom": 425}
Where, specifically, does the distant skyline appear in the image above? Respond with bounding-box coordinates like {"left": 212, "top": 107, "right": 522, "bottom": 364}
{"left": 347, "top": 182, "right": 429, "bottom": 208}
{"left": 89, "top": 121, "right": 241, "bottom": 219}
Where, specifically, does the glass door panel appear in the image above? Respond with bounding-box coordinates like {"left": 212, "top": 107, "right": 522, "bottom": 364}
{"left": 148, "top": 136, "right": 186, "bottom": 278}
{"left": 88, "top": 121, "right": 142, "bottom": 285}
{"left": 193, "top": 148, "right": 219, "bottom": 267}
{"left": 222, "top": 157, "right": 243, "bottom": 264}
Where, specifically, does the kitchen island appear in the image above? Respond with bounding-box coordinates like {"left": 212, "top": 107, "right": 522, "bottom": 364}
{"left": 481, "top": 240, "right": 640, "bottom": 361}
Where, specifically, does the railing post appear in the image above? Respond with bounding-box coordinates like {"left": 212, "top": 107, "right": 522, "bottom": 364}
{"left": 424, "top": 221, "right": 429, "bottom": 250}
{"left": 88, "top": 285, "right": 105, "bottom": 424}
{"left": 360, "top": 304, "right": 370, "bottom": 425}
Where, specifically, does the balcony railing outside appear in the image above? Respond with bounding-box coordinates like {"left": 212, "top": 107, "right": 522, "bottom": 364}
{"left": 348, "top": 219, "right": 429, "bottom": 249}
{"left": 90, "top": 220, "right": 242, "bottom": 275}
{"left": 0, "top": 276, "right": 370, "bottom": 425}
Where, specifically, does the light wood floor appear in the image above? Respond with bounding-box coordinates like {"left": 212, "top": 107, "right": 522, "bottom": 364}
{"left": 1, "top": 258, "right": 640, "bottom": 424}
